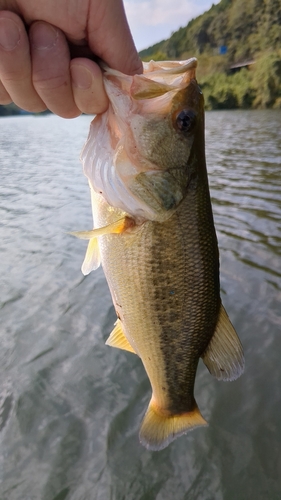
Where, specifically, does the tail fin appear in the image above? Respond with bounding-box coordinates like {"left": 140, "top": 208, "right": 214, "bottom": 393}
{"left": 139, "top": 398, "right": 207, "bottom": 451}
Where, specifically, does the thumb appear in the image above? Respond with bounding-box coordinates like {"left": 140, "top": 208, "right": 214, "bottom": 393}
{"left": 87, "top": 0, "right": 143, "bottom": 75}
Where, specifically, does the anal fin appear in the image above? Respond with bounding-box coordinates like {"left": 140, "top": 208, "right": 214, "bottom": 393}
{"left": 202, "top": 304, "right": 244, "bottom": 381}
{"left": 105, "top": 319, "right": 136, "bottom": 354}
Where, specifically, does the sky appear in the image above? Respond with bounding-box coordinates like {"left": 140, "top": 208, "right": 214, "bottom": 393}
{"left": 124, "top": 0, "right": 220, "bottom": 51}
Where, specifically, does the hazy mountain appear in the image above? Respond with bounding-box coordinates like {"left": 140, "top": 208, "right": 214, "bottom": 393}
{"left": 140, "top": 0, "right": 281, "bottom": 109}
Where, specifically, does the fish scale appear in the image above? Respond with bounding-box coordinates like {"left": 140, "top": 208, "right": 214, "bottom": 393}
{"left": 72, "top": 58, "right": 244, "bottom": 451}
{"left": 93, "top": 170, "right": 219, "bottom": 414}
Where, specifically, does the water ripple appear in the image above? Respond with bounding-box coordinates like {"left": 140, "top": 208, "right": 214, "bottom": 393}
{"left": 1, "top": 111, "right": 281, "bottom": 499}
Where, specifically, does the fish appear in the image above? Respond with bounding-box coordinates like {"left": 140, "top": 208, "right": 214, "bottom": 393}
{"left": 71, "top": 58, "right": 244, "bottom": 451}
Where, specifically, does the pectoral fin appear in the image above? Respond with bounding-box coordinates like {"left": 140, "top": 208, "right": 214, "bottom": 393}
{"left": 69, "top": 216, "right": 135, "bottom": 240}
{"left": 70, "top": 216, "right": 135, "bottom": 276}
{"left": 202, "top": 304, "right": 244, "bottom": 381}
{"left": 81, "top": 237, "right": 101, "bottom": 275}
{"left": 105, "top": 319, "right": 136, "bottom": 354}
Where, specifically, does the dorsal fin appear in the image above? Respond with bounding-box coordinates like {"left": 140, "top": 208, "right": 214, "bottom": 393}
{"left": 105, "top": 319, "right": 137, "bottom": 354}
{"left": 202, "top": 304, "right": 244, "bottom": 381}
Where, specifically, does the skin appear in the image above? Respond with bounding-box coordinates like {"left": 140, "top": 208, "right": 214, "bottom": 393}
{"left": 96, "top": 83, "right": 220, "bottom": 408}
{"left": 0, "top": 0, "right": 142, "bottom": 117}
{"left": 73, "top": 62, "right": 243, "bottom": 449}
{"left": 89, "top": 80, "right": 220, "bottom": 450}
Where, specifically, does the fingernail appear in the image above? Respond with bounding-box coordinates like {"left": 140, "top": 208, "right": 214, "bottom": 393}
{"left": 30, "top": 23, "right": 58, "bottom": 50}
{"left": 71, "top": 65, "right": 92, "bottom": 90}
{"left": 0, "top": 18, "right": 21, "bottom": 51}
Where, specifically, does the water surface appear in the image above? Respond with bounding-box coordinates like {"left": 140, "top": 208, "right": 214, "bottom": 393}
{"left": 1, "top": 110, "right": 281, "bottom": 500}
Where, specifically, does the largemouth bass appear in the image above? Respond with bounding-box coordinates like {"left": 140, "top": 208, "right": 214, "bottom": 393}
{"left": 72, "top": 58, "right": 244, "bottom": 451}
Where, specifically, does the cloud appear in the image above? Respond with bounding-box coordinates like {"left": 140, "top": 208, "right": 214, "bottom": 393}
{"left": 125, "top": 0, "right": 195, "bottom": 27}
{"left": 124, "top": 0, "right": 219, "bottom": 50}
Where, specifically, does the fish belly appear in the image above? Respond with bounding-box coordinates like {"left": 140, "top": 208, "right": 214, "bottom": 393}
{"left": 92, "top": 183, "right": 220, "bottom": 416}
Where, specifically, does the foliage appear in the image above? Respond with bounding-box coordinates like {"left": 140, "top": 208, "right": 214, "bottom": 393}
{"left": 0, "top": 103, "right": 51, "bottom": 116}
{"left": 251, "top": 52, "right": 281, "bottom": 107}
{"left": 142, "top": 51, "right": 168, "bottom": 62}
{"left": 200, "top": 68, "right": 254, "bottom": 110}
{"left": 139, "top": 0, "right": 281, "bottom": 110}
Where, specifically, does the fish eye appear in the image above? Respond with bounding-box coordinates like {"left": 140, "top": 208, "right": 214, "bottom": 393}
{"left": 175, "top": 109, "right": 196, "bottom": 133}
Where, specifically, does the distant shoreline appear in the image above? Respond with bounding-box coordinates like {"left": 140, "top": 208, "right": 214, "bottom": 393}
{"left": 0, "top": 104, "right": 52, "bottom": 117}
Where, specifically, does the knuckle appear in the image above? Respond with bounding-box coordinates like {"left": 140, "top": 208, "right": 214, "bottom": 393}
{"left": 1, "top": 72, "right": 28, "bottom": 84}
{"left": 33, "top": 73, "right": 70, "bottom": 92}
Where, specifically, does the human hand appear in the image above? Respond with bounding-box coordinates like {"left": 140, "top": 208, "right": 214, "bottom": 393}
{"left": 0, "top": 0, "right": 142, "bottom": 117}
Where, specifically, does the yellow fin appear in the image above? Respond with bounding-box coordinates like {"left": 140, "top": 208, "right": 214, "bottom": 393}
{"left": 105, "top": 319, "right": 136, "bottom": 354}
{"left": 69, "top": 216, "right": 135, "bottom": 240}
{"left": 202, "top": 304, "right": 244, "bottom": 381}
{"left": 81, "top": 237, "right": 100, "bottom": 275}
{"left": 139, "top": 398, "right": 207, "bottom": 451}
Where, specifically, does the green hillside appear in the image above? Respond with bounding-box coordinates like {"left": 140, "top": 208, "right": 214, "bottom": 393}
{"left": 140, "top": 0, "right": 281, "bottom": 109}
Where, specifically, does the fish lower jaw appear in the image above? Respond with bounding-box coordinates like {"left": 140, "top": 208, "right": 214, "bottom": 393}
{"left": 96, "top": 185, "right": 177, "bottom": 223}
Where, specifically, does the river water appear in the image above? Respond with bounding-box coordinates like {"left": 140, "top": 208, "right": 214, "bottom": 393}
{"left": 1, "top": 110, "right": 281, "bottom": 500}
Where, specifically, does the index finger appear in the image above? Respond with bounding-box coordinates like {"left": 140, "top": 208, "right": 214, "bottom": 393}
{"left": 0, "top": 11, "right": 46, "bottom": 112}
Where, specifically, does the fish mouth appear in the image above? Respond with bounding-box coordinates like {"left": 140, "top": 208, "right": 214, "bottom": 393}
{"left": 102, "top": 57, "right": 197, "bottom": 86}
{"left": 130, "top": 59, "right": 198, "bottom": 100}
{"left": 142, "top": 58, "right": 197, "bottom": 79}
